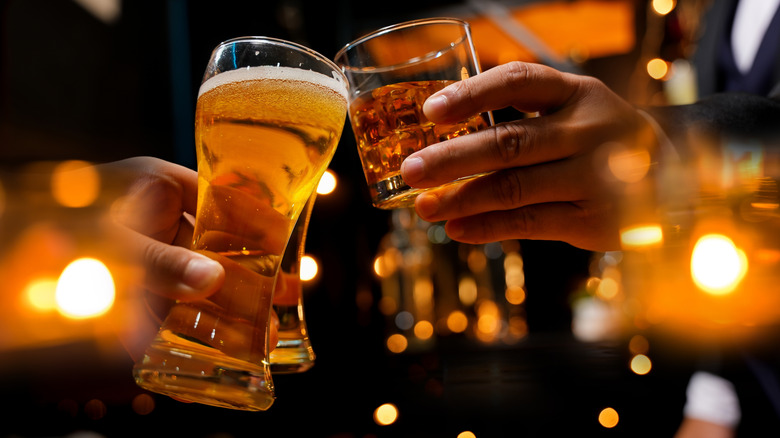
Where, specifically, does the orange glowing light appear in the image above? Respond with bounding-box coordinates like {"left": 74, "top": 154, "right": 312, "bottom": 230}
{"left": 447, "top": 310, "right": 469, "bottom": 333}
{"left": 505, "top": 286, "right": 526, "bottom": 305}
{"left": 386, "top": 333, "right": 408, "bottom": 353}
{"left": 378, "top": 296, "right": 398, "bottom": 315}
{"left": 620, "top": 224, "right": 663, "bottom": 248}
{"left": 51, "top": 160, "right": 100, "bottom": 208}
{"left": 508, "top": 316, "right": 529, "bottom": 340}
{"left": 467, "top": 248, "right": 487, "bottom": 273}
{"left": 458, "top": 432, "right": 477, "bottom": 438}
{"left": 628, "top": 334, "right": 649, "bottom": 355}
{"left": 84, "top": 399, "right": 107, "bottom": 421}
{"left": 458, "top": 277, "right": 478, "bottom": 306}
{"left": 25, "top": 278, "right": 59, "bottom": 311}
{"left": 373, "top": 256, "right": 387, "bottom": 278}
{"left": 316, "top": 170, "right": 337, "bottom": 195}
{"left": 131, "top": 394, "right": 155, "bottom": 415}
{"left": 300, "top": 255, "right": 318, "bottom": 281}
{"left": 690, "top": 234, "right": 747, "bottom": 296}
{"left": 652, "top": 0, "right": 676, "bottom": 15}
{"left": 374, "top": 403, "right": 399, "bottom": 426}
{"left": 414, "top": 320, "right": 434, "bottom": 340}
{"left": 478, "top": 314, "right": 500, "bottom": 335}
{"left": 55, "top": 258, "right": 115, "bottom": 319}
{"left": 630, "top": 354, "right": 652, "bottom": 375}
{"left": 598, "top": 407, "right": 620, "bottom": 428}
{"left": 607, "top": 144, "right": 651, "bottom": 183}
{"left": 647, "top": 58, "right": 669, "bottom": 80}
{"left": 596, "top": 277, "right": 620, "bottom": 300}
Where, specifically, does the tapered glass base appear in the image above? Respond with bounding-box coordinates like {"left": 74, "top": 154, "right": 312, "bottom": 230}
{"left": 134, "top": 330, "right": 275, "bottom": 411}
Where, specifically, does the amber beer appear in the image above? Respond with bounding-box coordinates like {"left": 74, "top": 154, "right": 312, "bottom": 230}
{"left": 133, "top": 64, "right": 347, "bottom": 411}
{"left": 350, "top": 80, "right": 490, "bottom": 209}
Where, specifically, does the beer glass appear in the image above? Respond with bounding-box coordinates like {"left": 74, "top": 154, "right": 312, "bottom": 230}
{"left": 334, "top": 18, "right": 493, "bottom": 209}
{"left": 270, "top": 192, "right": 316, "bottom": 373}
{"left": 133, "top": 37, "right": 348, "bottom": 411}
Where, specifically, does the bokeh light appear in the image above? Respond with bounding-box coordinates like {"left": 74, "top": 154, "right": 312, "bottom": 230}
{"left": 690, "top": 234, "right": 747, "bottom": 296}
{"left": 386, "top": 334, "right": 408, "bottom": 353}
{"left": 458, "top": 432, "right": 477, "bottom": 438}
{"left": 300, "top": 255, "right": 318, "bottom": 281}
{"left": 458, "top": 276, "right": 478, "bottom": 306}
{"left": 131, "top": 394, "right": 155, "bottom": 415}
{"left": 652, "top": 0, "right": 676, "bottom": 15}
{"left": 646, "top": 58, "right": 669, "bottom": 80}
{"left": 51, "top": 160, "right": 100, "bottom": 208}
{"left": 630, "top": 354, "right": 652, "bottom": 375}
{"left": 317, "top": 170, "right": 337, "bottom": 195}
{"left": 505, "top": 286, "right": 526, "bottom": 305}
{"left": 25, "top": 278, "right": 59, "bottom": 311}
{"left": 620, "top": 224, "right": 663, "bottom": 248}
{"left": 55, "top": 258, "right": 115, "bottom": 319}
{"left": 607, "top": 144, "right": 651, "bottom": 183}
{"left": 84, "top": 399, "right": 107, "bottom": 421}
{"left": 447, "top": 310, "right": 469, "bottom": 333}
{"left": 374, "top": 403, "right": 399, "bottom": 426}
{"left": 413, "top": 320, "right": 434, "bottom": 340}
{"left": 598, "top": 407, "right": 620, "bottom": 428}
{"left": 628, "top": 334, "right": 649, "bottom": 355}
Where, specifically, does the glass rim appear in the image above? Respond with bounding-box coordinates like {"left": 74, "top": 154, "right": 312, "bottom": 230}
{"left": 216, "top": 35, "right": 346, "bottom": 81}
{"left": 334, "top": 17, "right": 471, "bottom": 66}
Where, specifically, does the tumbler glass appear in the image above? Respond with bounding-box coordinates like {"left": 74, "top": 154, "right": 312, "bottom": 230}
{"left": 335, "top": 18, "right": 493, "bottom": 209}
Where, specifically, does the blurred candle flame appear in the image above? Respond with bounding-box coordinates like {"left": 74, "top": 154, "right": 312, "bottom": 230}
{"left": 690, "top": 234, "right": 747, "bottom": 296}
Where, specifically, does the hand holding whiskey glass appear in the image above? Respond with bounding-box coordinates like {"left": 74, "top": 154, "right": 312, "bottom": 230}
{"left": 335, "top": 18, "right": 493, "bottom": 209}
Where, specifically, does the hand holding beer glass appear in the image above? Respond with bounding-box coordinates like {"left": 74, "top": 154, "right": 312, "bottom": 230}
{"left": 335, "top": 18, "right": 492, "bottom": 209}
{"left": 133, "top": 37, "right": 348, "bottom": 411}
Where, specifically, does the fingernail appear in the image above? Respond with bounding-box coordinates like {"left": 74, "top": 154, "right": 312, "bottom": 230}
{"left": 415, "top": 192, "right": 440, "bottom": 219}
{"left": 423, "top": 93, "right": 448, "bottom": 120}
{"left": 402, "top": 157, "right": 425, "bottom": 184}
{"left": 446, "top": 220, "right": 464, "bottom": 239}
{"left": 183, "top": 257, "right": 223, "bottom": 291}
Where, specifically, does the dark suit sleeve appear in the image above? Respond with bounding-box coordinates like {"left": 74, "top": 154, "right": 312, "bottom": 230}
{"left": 645, "top": 91, "right": 780, "bottom": 161}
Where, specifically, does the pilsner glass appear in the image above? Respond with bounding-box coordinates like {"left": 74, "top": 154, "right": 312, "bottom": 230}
{"left": 269, "top": 192, "right": 316, "bottom": 373}
{"left": 335, "top": 18, "right": 493, "bottom": 209}
{"left": 133, "top": 37, "right": 348, "bottom": 411}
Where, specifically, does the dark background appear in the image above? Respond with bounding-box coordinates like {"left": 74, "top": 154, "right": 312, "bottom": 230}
{"left": 0, "top": 1, "right": 728, "bottom": 437}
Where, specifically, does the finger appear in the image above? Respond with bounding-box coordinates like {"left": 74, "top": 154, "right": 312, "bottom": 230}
{"left": 440, "top": 202, "right": 620, "bottom": 252}
{"left": 106, "top": 157, "right": 199, "bottom": 214}
{"left": 116, "top": 222, "right": 225, "bottom": 300}
{"left": 402, "top": 115, "right": 576, "bottom": 188}
{"left": 422, "top": 61, "right": 581, "bottom": 124}
{"left": 414, "top": 155, "right": 600, "bottom": 222}
{"left": 102, "top": 157, "right": 199, "bottom": 239}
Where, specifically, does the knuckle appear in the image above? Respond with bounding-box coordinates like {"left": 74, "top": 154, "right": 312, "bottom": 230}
{"left": 501, "top": 61, "right": 533, "bottom": 87}
{"left": 491, "top": 170, "right": 524, "bottom": 208}
{"left": 142, "top": 242, "right": 168, "bottom": 274}
{"left": 507, "top": 207, "right": 538, "bottom": 237}
{"left": 491, "top": 123, "right": 529, "bottom": 163}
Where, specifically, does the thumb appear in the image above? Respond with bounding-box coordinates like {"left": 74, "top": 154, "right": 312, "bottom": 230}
{"left": 139, "top": 235, "right": 225, "bottom": 301}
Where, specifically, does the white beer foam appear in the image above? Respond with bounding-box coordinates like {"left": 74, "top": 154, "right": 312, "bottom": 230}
{"left": 198, "top": 65, "right": 348, "bottom": 100}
